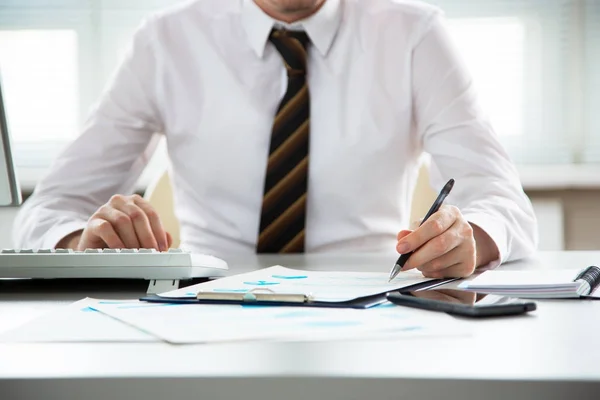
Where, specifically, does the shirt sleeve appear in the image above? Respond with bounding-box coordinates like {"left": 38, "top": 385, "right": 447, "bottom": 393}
{"left": 411, "top": 12, "right": 538, "bottom": 265}
{"left": 13, "top": 18, "right": 164, "bottom": 249}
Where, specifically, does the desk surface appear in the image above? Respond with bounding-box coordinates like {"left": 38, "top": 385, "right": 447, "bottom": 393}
{"left": 1, "top": 251, "right": 599, "bottom": 400}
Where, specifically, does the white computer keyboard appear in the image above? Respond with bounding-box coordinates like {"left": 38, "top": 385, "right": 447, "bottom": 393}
{"left": 0, "top": 248, "right": 229, "bottom": 293}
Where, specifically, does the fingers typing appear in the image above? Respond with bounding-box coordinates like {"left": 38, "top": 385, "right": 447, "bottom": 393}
{"left": 88, "top": 219, "right": 125, "bottom": 249}
{"left": 82, "top": 194, "right": 166, "bottom": 250}
{"left": 133, "top": 195, "right": 168, "bottom": 251}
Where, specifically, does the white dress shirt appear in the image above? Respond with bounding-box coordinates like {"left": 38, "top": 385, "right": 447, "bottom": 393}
{"left": 14, "top": 0, "right": 538, "bottom": 263}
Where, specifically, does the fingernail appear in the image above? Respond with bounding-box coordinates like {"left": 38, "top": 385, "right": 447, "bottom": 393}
{"left": 397, "top": 242, "right": 410, "bottom": 254}
{"left": 159, "top": 242, "right": 167, "bottom": 252}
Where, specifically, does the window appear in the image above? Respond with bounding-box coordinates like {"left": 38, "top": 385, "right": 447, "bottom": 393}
{"left": 0, "top": 30, "right": 78, "bottom": 167}
{"left": 0, "top": 0, "right": 175, "bottom": 175}
{"left": 583, "top": 0, "right": 600, "bottom": 162}
{"left": 0, "top": 0, "right": 597, "bottom": 175}
{"left": 430, "top": 0, "right": 594, "bottom": 164}
{"left": 446, "top": 17, "right": 526, "bottom": 139}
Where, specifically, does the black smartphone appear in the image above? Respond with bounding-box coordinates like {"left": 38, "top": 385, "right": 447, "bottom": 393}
{"left": 386, "top": 289, "right": 536, "bottom": 318}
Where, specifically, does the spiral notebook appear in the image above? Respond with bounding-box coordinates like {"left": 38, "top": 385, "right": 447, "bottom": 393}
{"left": 459, "top": 266, "right": 600, "bottom": 299}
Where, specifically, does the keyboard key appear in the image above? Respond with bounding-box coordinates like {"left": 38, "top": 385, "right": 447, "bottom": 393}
{"left": 168, "top": 249, "right": 184, "bottom": 253}
{"left": 20, "top": 249, "right": 34, "bottom": 253}
{"left": 84, "top": 249, "right": 101, "bottom": 253}
{"left": 102, "top": 249, "right": 119, "bottom": 253}
{"left": 1, "top": 249, "right": 17, "bottom": 253}
{"left": 37, "top": 249, "right": 54, "bottom": 253}
{"left": 55, "top": 249, "right": 71, "bottom": 253}
{"left": 138, "top": 249, "right": 156, "bottom": 254}
{"left": 120, "top": 249, "right": 138, "bottom": 253}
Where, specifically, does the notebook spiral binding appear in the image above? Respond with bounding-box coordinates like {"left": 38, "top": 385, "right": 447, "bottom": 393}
{"left": 574, "top": 266, "right": 600, "bottom": 295}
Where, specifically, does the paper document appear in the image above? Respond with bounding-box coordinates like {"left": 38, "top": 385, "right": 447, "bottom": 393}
{"left": 0, "top": 298, "right": 156, "bottom": 343}
{"left": 159, "top": 266, "right": 436, "bottom": 302}
{"left": 462, "top": 270, "right": 581, "bottom": 288}
{"left": 91, "top": 300, "right": 468, "bottom": 344}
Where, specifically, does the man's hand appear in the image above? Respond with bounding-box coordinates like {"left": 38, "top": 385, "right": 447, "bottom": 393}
{"left": 396, "top": 205, "right": 499, "bottom": 278}
{"left": 57, "top": 194, "right": 172, "bottom": 251}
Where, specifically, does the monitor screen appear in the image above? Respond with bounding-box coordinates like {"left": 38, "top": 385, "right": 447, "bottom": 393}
{"left": 0, "top": 73, "right": 21, "bottom": 206}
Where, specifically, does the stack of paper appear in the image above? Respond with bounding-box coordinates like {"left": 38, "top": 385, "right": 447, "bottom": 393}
{"left": 0, "top": 299, "right": 156, "bottom": 343}
{"left": 1, "top": 267, "right": 470, "bottom": 344}
{"left": 90, "top": 299, "right": 468, "bottom": 344}
{"left": 0, "top": 297, "right": 469, "bottom": 344}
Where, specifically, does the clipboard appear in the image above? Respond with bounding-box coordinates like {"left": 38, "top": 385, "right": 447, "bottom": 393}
{"left": 140, "top": 277, "right": 454, "bottom": 309}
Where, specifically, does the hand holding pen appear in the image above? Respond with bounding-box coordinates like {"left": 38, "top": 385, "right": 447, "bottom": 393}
{"left": 389, "top": 178, "right": 482, "bottom": 281}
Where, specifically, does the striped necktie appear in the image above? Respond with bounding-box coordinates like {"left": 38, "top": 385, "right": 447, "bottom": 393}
{"left": 257, "top": 29, "right": 311, "bottom": 254}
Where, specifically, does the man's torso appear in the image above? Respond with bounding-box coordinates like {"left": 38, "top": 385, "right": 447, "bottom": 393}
{"left": 141, "top": 0, "right": 438, "bottom": 255}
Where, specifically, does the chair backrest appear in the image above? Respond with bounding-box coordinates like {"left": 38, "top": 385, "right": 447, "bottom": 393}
{"left": 411, "top": 163, "right": 437, "bottom": 224}
{"left": 144, "top": 165, "right": 437, "bottom": 248}
{"left": 143, "top": 172, "right": 181, "bottom": 248}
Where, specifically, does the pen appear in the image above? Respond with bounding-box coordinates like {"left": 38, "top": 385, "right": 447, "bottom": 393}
{"left": 388, "top": 178, "right": 455, "bottom": 282}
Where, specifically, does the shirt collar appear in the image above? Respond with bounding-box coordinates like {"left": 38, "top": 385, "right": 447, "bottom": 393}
{"left": 242, "top": 0, "right": 342, "bottom": 58}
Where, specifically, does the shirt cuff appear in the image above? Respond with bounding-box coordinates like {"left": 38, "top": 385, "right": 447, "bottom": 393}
{"left": 41, "top": 221, "right": 88, "bottom": 250}
{"left": 463, "top": 212, "right": 508, "bottom": 270}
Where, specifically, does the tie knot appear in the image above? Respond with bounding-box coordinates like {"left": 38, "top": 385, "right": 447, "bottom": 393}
{"left": 269, "top": 29, "right": 310, "bottom": 76}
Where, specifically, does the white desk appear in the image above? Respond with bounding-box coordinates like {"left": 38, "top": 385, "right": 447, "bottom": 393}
{"left": 1, "top": 251, "right": 599, "bottom": 400}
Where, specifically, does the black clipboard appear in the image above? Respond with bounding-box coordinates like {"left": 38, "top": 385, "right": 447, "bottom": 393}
{"left": 140, "top": 278, "right": 455, "bottom": 309}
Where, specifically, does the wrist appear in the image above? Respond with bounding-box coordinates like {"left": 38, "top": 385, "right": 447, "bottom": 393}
{"left": 471, "top": 223, "right": 499, "bottom": 267}
{"left": 56, "top": 230, "right": 83, "bottom": 250}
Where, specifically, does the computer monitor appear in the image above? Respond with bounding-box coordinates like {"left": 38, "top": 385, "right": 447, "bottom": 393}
{"left": 0, "top": 73, "right": 21, "bottom": 206}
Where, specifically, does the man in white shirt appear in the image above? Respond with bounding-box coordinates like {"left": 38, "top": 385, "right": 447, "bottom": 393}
{"left": 14, "top": 0, "right": 538, "bottom": 278}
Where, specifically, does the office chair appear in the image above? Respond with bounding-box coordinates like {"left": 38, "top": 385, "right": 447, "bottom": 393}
{"left": 143, "top": 171, "right": 181, "bottom": 248}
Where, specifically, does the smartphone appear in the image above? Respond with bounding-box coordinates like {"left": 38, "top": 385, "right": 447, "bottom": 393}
{"left": 386, "top": 289, "right": 536, "bottom": 318}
